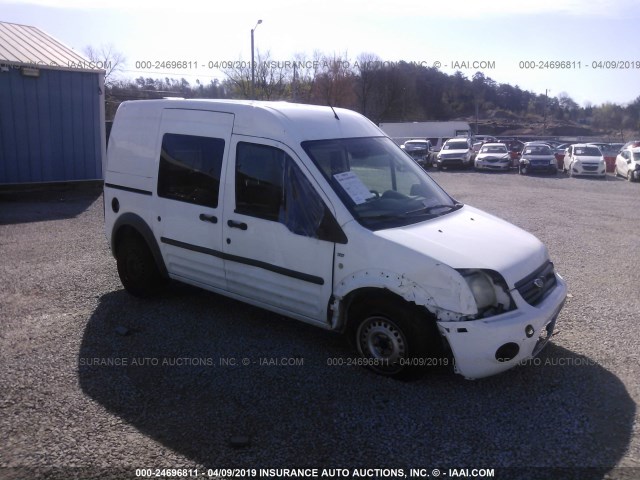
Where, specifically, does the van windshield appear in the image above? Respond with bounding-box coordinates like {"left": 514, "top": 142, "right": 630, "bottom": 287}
{"left": 302, "top": 137, "right": 460, "bottom": 230}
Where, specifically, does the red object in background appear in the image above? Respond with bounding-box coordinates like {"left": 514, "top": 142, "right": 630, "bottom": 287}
{"left": 604, "top": 155, "right": 616, "bottom": 172}
{"left": 555, "top": 153, "right": 565, "bottom": 168}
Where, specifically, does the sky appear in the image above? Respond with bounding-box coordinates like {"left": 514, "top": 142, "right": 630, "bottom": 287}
{"left": 2, "top": 0, "right": 640, "bottom": 107}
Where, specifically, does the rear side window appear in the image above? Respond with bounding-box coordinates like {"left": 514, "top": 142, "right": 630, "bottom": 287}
{"left": 157, "top": 133, "right": 225, "bottom": 207}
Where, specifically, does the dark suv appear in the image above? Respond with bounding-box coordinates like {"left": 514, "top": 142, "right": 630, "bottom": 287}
{"left": 401, "top": 139, "right": 432, "bottom": 167}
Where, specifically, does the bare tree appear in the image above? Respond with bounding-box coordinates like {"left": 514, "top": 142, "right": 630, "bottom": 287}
{"left": 355, "top": 52, "right": 382, "bottom": 116}
{"left": 312, "top": 52, "right": 356, "bottom": 108}
{"left": 83, "top": 44, "right": 126, "bottom": 86}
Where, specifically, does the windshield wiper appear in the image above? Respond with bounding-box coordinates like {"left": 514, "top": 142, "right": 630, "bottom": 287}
{"left": 402, "top": 203, "right": 463, "bottom": 217}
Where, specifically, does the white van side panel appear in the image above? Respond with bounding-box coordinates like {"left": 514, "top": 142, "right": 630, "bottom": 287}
{"left": 107, "top": 102, "right": 162, "bottom": 180}
{"left": 220, "top": 136, "right": 336, "bottom": 323}
{"left": 155, "top": 109, "right": 235, "bottom": 291}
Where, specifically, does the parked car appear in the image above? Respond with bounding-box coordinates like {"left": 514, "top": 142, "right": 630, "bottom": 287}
{"left": 436, "top": 138, "right": 474, "bottom": 170}
{"left": 620, "top": 140, "right": 640, "bottom": 152}
{"left": 474, "top": 143, "right": 511, "bottom": 171}
{"left": 401, "top": 139, "right": 432, "bottom": 167}
{"left": 554, "top": 143, "right": 571, "bottom": 167}
{"left": 519, "top": 143, "right": 557, "bottom": 175}
{"left": 614, "top": 146, "right": 640, "bottom": 182}
{"left": 501, "top": 140, "right": 524, "bottom": 159}
{"left": 609, "top": 143, "right": 625, "bottom": 153}
{"left": 104, "top": 99, "right": 567, "bottom": 380}
{"left": 593, "top": 143, "right": 621, "bottom": 173}
{"left": 562, "top": 144, "right": 606, "bottom": 178}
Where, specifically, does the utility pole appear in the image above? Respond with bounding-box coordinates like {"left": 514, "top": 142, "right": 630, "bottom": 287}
{"left": 251, "top": 19, "right": 262, "bottom": 99}
{"left": 543, "top": 88, "right": 548, "bottom": 135}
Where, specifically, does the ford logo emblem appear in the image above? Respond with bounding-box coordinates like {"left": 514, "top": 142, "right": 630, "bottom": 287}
{"left": 533, "top": 277, "right": 545, "bottom": 289}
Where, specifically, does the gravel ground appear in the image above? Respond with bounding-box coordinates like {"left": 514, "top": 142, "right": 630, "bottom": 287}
{"left": 0, "top": 172, "right": 639, "bottom": 480}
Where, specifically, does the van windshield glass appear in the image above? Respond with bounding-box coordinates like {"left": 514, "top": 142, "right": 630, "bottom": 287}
{"left": 302, "top": 137, "right": 459, "bottom": 230}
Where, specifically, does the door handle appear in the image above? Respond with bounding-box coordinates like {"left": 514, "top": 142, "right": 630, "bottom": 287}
{"left": 227, "top": 219, "right": 248, "bottom": 230}
{"left": 199, "top": 213, "right": 218, "bottom": 224}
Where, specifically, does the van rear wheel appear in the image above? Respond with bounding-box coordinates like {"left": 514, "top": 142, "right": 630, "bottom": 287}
{"left": 351, "top": 298, "right": 433, "bottom": 379}
{"left": 116, "top": 235, "right": 164, "bottom": 297}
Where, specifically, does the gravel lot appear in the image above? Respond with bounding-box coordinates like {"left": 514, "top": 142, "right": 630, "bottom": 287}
{"left": 1, "top": 171, "right": 639, "bottom": 480}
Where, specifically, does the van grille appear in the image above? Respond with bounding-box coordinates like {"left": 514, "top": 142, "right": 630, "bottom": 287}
{"left": 515, "top": 261, "right": 557, "bottom": 306}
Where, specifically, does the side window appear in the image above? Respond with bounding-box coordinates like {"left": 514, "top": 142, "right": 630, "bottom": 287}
{"left": 235, "top": 142, "right": 285, "bottom": 221}
{"left": 235, "top": 142, "right": 341, "bottom": 241}
{"left": 157, "top": 133, "right": 225, "bottom": 207}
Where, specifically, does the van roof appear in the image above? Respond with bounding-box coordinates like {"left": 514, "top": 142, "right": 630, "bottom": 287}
{"left": 116, "top": 99, "right": 382, "bottom": 142}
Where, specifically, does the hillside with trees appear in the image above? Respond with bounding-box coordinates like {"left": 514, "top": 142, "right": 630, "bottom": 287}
{"left": 101, "top": 50, "right": 640, "bottom": 140}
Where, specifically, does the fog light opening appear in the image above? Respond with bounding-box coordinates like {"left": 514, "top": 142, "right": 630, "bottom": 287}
{"left": 525, "top": 325, "right": 535, "bottom": 338}
{"left": 495, "top": 342, "right": 520, "bottom": 362}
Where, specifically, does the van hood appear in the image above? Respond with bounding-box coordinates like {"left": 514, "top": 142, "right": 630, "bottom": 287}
{"left": 375, "top": 205, "right": 548, "bottom": 288}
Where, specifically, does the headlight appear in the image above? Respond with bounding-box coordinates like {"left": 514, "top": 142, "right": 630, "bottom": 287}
{"left": 550, "top": 159, "right": 556, "bottom": 165}
{"left": 458, "top": 269, "right": 515, "bottom": 319}
{"left": 522, "top": 158, "right": 530, "bottom": 164}
{"left": 465, "top": 271, "right": 496, "bottom": 309}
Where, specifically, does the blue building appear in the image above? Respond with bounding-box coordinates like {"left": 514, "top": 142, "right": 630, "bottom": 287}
{"left": 0, "top": 21, "right": 105, "bottom": 185}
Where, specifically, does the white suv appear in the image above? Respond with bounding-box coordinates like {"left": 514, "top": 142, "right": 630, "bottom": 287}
{"left": 105, "top": 99, "right": 567, "bottom": 380}
{"left": 436, "top": 138, "right": 474, "bottom": 170}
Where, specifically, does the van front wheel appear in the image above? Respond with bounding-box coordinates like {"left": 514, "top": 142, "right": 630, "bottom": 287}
{"left": 352, "top": 298, "right": 432, "bottom": 379}
{"left": 116, "top": 235, "right": 164, "bottom": 297}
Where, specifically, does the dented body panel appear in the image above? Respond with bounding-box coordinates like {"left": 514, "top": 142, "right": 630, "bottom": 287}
{"left": 439, "top": 274, "right": 567, "bottom": 379}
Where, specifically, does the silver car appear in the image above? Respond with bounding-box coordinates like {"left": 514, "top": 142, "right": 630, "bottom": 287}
{"left": 474, "top": 143, "right": 511, "bottom": 171}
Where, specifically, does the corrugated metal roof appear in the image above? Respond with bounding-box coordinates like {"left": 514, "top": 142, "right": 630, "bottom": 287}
{"left": 0, "top": 21, "right": 103, "bottom": 72}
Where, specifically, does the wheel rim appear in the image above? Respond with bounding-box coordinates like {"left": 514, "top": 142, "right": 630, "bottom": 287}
{"left": 357, "top": 316, "right": 407, "bottom": 372}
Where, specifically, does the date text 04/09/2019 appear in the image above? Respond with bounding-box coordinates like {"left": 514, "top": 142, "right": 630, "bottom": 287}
{"left": 326, "top": 357, "right": 453, "bottom": 367}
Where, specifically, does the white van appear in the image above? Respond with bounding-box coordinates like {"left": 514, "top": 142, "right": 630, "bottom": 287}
{"left": 104, "top": 99, "right": 567, "bottom": 380}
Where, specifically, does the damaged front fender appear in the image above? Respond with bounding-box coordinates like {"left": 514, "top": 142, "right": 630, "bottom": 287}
{"left": 331, "top": 265, "right": 477, "bottom": 328}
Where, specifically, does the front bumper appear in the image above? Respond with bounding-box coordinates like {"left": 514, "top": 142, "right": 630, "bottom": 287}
{"left": 437, "top": 157, "right": 472, "bottom": 168}
{"left": 522, "top": 161, "right": 557, "bottom": 173}
{"left": 437, "top": 273, "right": 567, "bottom": 379}
{"left": 572, "top": 164, "right": 606, "bottom": 176}
{"left": 476, "top": 160, "right": 510, "bottom": 170}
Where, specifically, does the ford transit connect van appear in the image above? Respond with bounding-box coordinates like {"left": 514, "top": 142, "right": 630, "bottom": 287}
{"left": 104, "top": 99, "right": 567, "bottom": 380}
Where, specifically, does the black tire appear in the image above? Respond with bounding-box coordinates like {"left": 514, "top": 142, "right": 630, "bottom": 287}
{"left": 628, "top": 170, "right": 635, "bottom": 182}
{"left": 116, "top": 234, "right": 164, "bottom": 297}
{"left": 349, "top": 297, "right": 436, "bottom": 380}
{"left": 437, "top": 164, "right": 443, "bottom": 171}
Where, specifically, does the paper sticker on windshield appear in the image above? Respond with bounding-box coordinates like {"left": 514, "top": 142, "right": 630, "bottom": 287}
{"left": 333, "top": 171, "right": 375, "bottom": 205}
